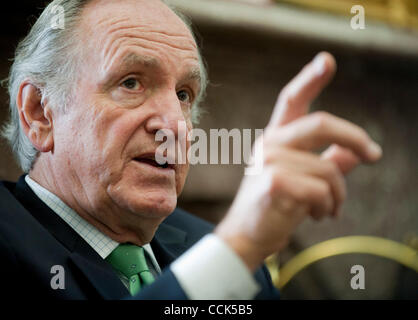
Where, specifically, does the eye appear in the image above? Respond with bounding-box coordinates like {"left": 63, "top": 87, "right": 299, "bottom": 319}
{"left": 177, "top": 90, "right": 191, "bottom": 103}
{"left": 121, "top": 77, "right": 142, "bottom": 91}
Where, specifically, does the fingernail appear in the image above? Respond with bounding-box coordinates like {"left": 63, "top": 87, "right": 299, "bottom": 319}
{"left": 367, "top": 142, "right": 382, "bottom": 160}
{"left": 313, "top": 54, "right": 327, "bottom": 76}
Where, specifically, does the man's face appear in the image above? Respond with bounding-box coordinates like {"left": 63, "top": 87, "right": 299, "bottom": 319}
{"left": 52, "top": 0, "right": 201, "bottom": 226}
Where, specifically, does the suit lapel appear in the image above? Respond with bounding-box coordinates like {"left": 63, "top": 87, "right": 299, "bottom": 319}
{"left": 68, "top": 239, "right": 128, "bottom": 299}
{"left": 151, "top": 218, "right": 188, "bottom": 269}
{"left": 13, "top": 175, "right": 128, "bottom": 299}
{"left": 67, "top": 216, "right": 191, "bottom": 299}
{"left": 12, "top": 175, "right": 198, "bottom": 299}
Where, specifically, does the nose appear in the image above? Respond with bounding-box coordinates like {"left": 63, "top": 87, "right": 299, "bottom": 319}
{"left": 144, "top": 90, "right": 187, "bottom": 139}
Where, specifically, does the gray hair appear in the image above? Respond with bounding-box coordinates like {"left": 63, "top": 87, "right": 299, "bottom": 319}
{"left": 2, "top": 0, "right": 208, "bottom": 172}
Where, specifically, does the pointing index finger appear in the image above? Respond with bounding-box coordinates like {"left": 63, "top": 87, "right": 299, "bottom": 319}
{"left": 268, "top": 52, "right": 337, "bottom": 128}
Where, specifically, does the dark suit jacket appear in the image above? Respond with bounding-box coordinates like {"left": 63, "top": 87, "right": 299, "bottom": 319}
{"left": 0, "top": 175, "right": 279, "bottom": 300}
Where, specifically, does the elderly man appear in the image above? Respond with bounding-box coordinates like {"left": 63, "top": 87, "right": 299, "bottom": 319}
{"left": 0, "top": 0, "right": 381, "bottom": 300}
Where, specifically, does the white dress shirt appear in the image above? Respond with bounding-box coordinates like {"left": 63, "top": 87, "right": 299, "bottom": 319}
{"left": 25, "top": 175, "right": 260, "bottom": 299}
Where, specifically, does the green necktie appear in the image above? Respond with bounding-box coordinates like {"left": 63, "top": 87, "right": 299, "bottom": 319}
{"left": 106, "top": 244, "right": 155, "bottom": 296}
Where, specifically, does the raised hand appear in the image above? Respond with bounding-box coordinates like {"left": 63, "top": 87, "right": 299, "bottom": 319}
{"left": 215, "top": 52, "right": 382, "bottom": 272}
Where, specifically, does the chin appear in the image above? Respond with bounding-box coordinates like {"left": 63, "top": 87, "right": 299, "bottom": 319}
{"left": 109, "top": 185, "right": 178, "bottom": 219}
{"left": 106, "top": 163, "right": 184, "bottom": 219}
{"left": 136, "top": 190, "right": 178, "bottom": 217}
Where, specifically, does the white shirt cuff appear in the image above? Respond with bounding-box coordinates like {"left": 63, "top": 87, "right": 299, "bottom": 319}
{"left": 170, "top": 233, "right": 261, "bottom": 300}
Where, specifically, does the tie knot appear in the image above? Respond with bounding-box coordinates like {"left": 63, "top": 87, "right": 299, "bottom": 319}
{"left": 106, "top": 244, "right": 149, "bottom": 278}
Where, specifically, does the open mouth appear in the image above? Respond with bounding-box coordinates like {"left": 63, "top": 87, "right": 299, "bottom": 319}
{"left": 134, "top": 155, "right": 173, "bottom": 170}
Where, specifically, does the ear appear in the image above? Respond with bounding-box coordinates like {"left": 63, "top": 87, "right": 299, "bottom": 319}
{"left": 16, "top": 81, "right": 54, "bottom": 153}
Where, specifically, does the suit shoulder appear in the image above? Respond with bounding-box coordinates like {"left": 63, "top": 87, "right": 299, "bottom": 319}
{"left": 0, "top": 180, "right": 23, "bottom": 225}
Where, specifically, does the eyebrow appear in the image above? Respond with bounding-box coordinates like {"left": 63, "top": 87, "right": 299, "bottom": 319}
{"left": 118, "top": 52, "right": 202, "bottom": 89}
{"left": 121, "top": 53, "right": 159, "bottom": 70}
{"left": 182, "top": 68, "right": 202, "bottom": 86}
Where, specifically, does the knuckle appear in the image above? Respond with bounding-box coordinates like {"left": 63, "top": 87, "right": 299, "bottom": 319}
{"left": 263, "top": 128, "right": 278, "bottom": 147}
{"left": 310, "top": 111, "right": 331, "bottom": 130}
{"left": 322, "top": 159, "right": 339, "bottom": 177}
{"left": 264, "top": 147, "right": 286, "bottom": 164}
{"left": 316, "top": 181, "right": 331, "bottom": 199}
{"left": 270, "top": 170, "right": 284, "bottom": 191}
{"left": 278, "top": 197, "right": 298, "bottom": 213}
{"left": 269, "top": 169, "right": 287, "bottom": 195}
{"left": 263, "top": 142, "right": 282, "bottom": 162}
{"left": 264, "top": 150, "right": 276, "bottom": 164}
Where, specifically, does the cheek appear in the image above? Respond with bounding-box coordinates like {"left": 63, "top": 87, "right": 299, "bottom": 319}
{"left": 91, "top": 102, "right": 140, "bottom": 148}
{"left": 95, "top": 110, "right": 143, "bottom": 182}
{"left": 176, "top": 163, "right": 190, "bottom": 194}
{"left": 92, "top": 107, "right": 134, "bottom": 150}
{"left": 175, "top": 132, "right": 192, "bottom": 193}
{"left": 60, "top": 103, "right": 140, "bottom": 181}
{"left": 106, "top": 163, "right": 179, "bottom": 217}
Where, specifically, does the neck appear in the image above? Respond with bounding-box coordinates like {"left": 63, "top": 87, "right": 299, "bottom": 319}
{"left": 28, "top": 158, "right": 163, "bottom": 247}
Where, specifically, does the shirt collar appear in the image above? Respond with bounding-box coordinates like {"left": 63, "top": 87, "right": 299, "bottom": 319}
{"left": 24, "top": 174, "right": 160, "bottom": 271}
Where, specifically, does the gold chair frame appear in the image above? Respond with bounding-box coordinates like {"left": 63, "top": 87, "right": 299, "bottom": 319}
{"left": 266, "top": 235, "right": 418, "bottom": 289}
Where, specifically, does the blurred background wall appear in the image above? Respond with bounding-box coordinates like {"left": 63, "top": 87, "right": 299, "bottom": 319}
{"left": 1, "top": 0, "right": 417, "bottom": 299}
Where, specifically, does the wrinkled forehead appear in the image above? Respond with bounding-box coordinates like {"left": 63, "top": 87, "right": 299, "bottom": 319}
{"left": 77, "top": 0, "right": 199, "bottom": 73}
{"left": 82, "top": 0, "right": 194, "bottom": 36}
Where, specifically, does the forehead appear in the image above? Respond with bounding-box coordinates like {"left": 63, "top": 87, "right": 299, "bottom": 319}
{"left": 78, "top": 0, "right": 199, "bottom": 75}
